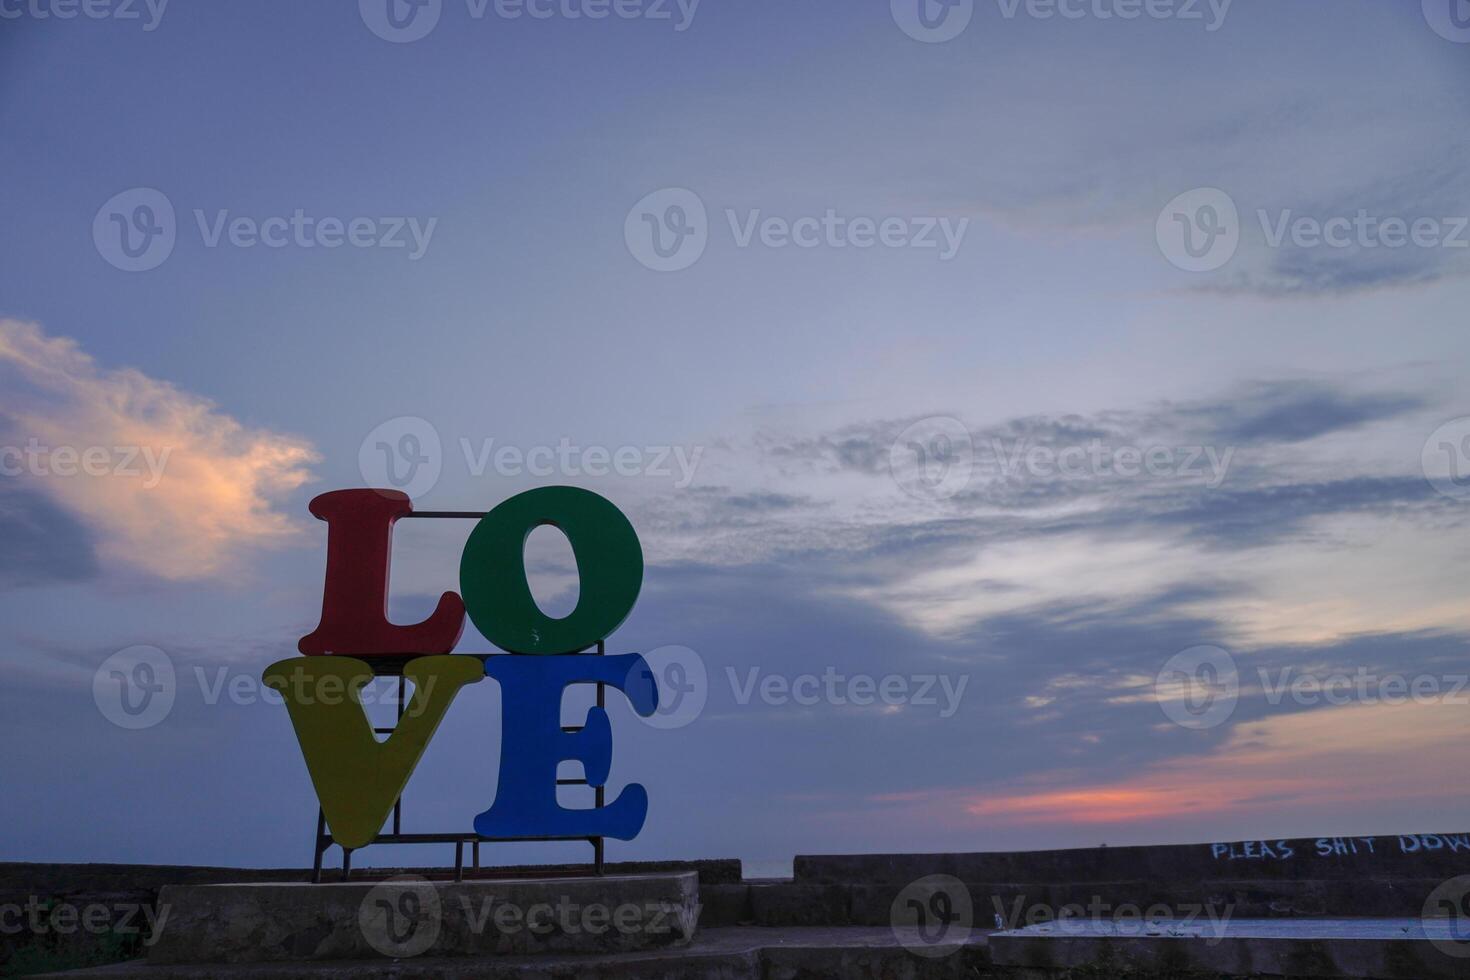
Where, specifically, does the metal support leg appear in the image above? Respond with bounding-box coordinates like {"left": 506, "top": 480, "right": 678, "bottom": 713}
{"left": 393, "top": 675, "right": 404, "bottom": 835}
{"left": 454, "top": 841, "right": 465, "bottom": 882}
{"left": 342, "top": 848, "right": 353, "bottom": 881}
{"left": 312, "top": 809, "right": 327, "bottom": 884}
{"left": 595, "top": 674, "right": 606, "bottom": 875}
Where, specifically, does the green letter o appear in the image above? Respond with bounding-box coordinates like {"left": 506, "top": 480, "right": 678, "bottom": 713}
{"left": 460, "top": 487, "right": 643, "bottom": 655}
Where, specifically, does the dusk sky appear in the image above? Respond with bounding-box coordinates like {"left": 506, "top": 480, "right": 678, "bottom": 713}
{"left": 3, "top": 0, "right": 1470, "bottom": 875}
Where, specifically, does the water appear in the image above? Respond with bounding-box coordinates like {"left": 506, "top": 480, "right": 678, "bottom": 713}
{"left": 743, "top": 858, "right": 794, "bottom": 880}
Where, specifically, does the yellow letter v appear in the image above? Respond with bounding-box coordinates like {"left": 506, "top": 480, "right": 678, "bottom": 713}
{"left": 263, "top": 655, "right": 482, "bottom": 849}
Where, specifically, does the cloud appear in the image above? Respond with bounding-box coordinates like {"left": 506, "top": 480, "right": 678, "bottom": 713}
{"left": 1212, "top": 151, "right": 1470, "bottom": 297}
{"left": 624, "top": 560, "right": 1470, "bottom": 852}
{"left": 625, "top": 376, "right": 1457, "bottom": 647}
{"left": 960, "top": 698, "right": 1470, "bottom": 828}
{"left": 885, "top": 26, "right": 1469, "bottom": 299}
{"left": 1181, "top": 380, "right": 1427, "bottom": 445}
{"left": 1133, "top": 477, "right": 1437, "bottom": 549}
{"left": 9, "top": 520, "right": 1469, "bottom": 861}
{"left": 0, "top": 319, "right": 318, "bottom": 582}
{"left": 0, "top": 483, "right": 100, "bottom": 588}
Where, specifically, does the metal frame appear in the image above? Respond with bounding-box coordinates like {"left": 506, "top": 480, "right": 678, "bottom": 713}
{"left": 308, "top": 509, "right": 609, "bottom": 883}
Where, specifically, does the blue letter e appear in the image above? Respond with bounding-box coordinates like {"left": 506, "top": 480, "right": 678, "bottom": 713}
{"left": 474, "top": 653, "right": 658, "bottom": 841}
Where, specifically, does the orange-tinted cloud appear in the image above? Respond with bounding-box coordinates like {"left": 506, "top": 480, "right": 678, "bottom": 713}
{"left": 868, "top": 699, "right": 1470, "bottom": 830}
{"left": 0, "top": 319, "right": 317, "bottom": 580}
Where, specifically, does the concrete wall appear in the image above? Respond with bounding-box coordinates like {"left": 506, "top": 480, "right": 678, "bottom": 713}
{"left": 5, "top": 835, "right": 1468, "bottom": 974}
{"left": 0, "top": 860, "right": 736, "bottom": 976}
{"left": 707, "top": 833, "right": 1470, "bottom": 928}
{"left": 796, "top": 833, "right": 1470, "bottom": 884}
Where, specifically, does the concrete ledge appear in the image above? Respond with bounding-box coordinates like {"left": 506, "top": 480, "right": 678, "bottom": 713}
{"left": 697, "top": 883, "right": 751, "bottom": 926}
{"left": 748, "top": 882, "right": 849, "bottom": 926}
{"left": 726, "top": 876, "right": 1458, "bottom": 928}
{"left": 0, "top": 858, "right": 739, "bottom": 893}
{"left": 844, "top": 877, "right": 1459, "bottom": 925}
{"left": 52, "top": 922, "right": 1470, "bottom": 979}
{"left": 796, "top": 833, "right": 1470, "bottom": 886}
{"left": 147, "top": 873, "right": 698, "bottom": 964}
{"left": 14, "top": 841, "right": 1470, "bottom": 972}
{"left": 44, "top": 926, "right": 991, "bottom": 979}
{"left": 989, "top": 918, "right": 1470, "bottom": 979}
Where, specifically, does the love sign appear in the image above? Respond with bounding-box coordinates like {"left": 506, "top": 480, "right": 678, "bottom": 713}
{"left": 264, "top": 487, "right": 660, "bottom": 851}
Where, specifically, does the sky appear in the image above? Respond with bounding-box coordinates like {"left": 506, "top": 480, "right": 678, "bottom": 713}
{"left": 2, "top": 0, "right": 1470, "bottom": 875}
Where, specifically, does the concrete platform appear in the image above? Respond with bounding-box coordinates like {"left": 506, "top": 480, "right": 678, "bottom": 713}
{"left": 146, "top": 873, "right": 698, "bottom": 964}
{"left": 42, "top": 927, "right": 990, "bottom": 979}
{"left": 14, "top": 840, "right": 1470, "bottom": 977}
{"left": 41, "top": 921, "right": 1470, "bottom": 979}
{"left": 990, "top": 918, "right": 1470, "bottom": 978}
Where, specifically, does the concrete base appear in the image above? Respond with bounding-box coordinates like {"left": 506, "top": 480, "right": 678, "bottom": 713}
{"left": 45, "top": 922, "right": 1470, "bottom": 979}
{"left": 146, "top": 873, "right": 698, "bottom": 965}
{"left": 44, "top": 926, "right": 990, "bottom": 979}
{"left": 989, "top": 918, "right": 1470, "bottom": 979}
